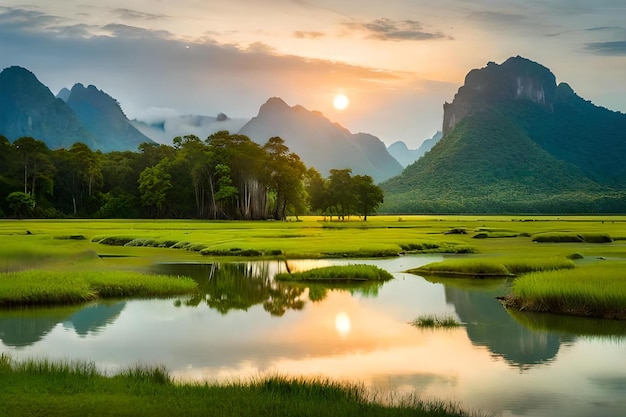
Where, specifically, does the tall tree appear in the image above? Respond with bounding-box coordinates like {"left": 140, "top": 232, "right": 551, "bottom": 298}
{"left": 328, "top": 168, "right": 355, "bottom": 220}
{"left": 352, "top": 174, "right": 384, "bottom": 220}
{"left": 208, "top": 131, "right": 265, "bottom": 219}
{"left": 12, "top": 137, "right": 55, "bottom": 198}
{"left": 138, "top": 160, "right": 172, "bottom": 218}
{"left": 305, "top": 167, "right": 330, "bottom": 216}
{"left": 263, "top": 137, "right": 307, "bottom": 220}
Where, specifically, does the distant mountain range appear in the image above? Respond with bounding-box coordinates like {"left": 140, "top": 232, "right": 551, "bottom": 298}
{"left": 0, "top": 66, "right": 403, "bottom": 182}
{"left": 382, "top": 56, "right": 626, "bottom": 213}
{"left": 0, "top": 66, "right": 153, "bottom": 152}
{"left": 387, "top": 131, "right": 442, "bottom": 167}
{"left": 239, "top": 97, "right": 403, "bottom": 182}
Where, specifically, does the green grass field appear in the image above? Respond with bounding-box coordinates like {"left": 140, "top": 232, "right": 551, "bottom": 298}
{"left": 2, "top": 215, "right": 626, "bottom": 314}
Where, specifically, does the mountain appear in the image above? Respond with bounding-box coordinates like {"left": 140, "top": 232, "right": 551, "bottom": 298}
{"left": 382, "top": 56, "right": 626, "bottom": 214}
{"left": 387, "top": 131, "right": 442, "bottom": 167}
{"left": 238, "top": 97, "right": 403, "bottom": 182}
{"left": 62, "top": 83, "right": 154, "bottom": 152}
{"left": 132, "top": 113, "right": 249, "bottom": 144}
{"left": 0, "top": 66, "right": 96, "bottom": 149}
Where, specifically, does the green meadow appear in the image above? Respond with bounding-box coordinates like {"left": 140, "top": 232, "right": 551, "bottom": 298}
{"left": 2, "top": 216, "right": 626, "bottom": 317}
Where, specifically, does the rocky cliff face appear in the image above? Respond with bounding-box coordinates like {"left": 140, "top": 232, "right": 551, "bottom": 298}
{"left": 442, "top": 56, "right": 557, "bottom": 136}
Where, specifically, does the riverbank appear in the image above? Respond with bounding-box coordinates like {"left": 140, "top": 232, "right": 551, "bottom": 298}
{"left": 0, "top": 354, "right": 478, "bottom": 417}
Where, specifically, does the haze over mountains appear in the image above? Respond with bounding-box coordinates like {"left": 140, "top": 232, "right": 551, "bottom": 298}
{"left": 382, "top": 56, "right": 626, "bottom": 213}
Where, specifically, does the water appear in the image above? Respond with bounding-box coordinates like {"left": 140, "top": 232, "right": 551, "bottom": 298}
{"left": 1, "top": 256, "right": 626, "bottom": 417}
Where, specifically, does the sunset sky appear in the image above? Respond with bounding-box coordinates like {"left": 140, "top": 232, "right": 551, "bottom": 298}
{"left": 1, "top": 1, "right": 625, "bottom": 146}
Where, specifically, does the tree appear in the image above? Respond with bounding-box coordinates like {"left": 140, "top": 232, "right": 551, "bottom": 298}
{"left": 208, "top": 131, "right": 266, "bottom": 219}
{"left": 352, "top": 174, "right": 384, "bottom": 220}
{"left": 214, "top": 164, "right": 238, "bottom": 203}
{"left": 328, "top": 168, "right": 355, "bottom": 220}
{"left": 12, "top": 137, "right": 55, "bottom": 198}
{"left": 263, "top": 137, "right": 307, "bottom": 220}
{"left": 138, "top": 160, "right": 172, "bottom": 218}
{"left": 6, "top": 191, "right": 35, "bottom": 219}
{"left": 305, "top": 168, "right": 330, "bottom": 216}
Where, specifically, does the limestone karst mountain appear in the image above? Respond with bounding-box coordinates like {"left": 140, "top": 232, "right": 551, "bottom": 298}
{"left": 382, "top": 56, "right": 626, "bottom": 213}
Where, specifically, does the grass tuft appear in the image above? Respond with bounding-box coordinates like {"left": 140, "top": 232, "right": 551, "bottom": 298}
{"left": 531, "top": 232, "right": 612, "bottom": 243}
{"left": 275, "top": 264, "right": 393, "bottom": 282}
{"left": 410, "top": 314, "right": 462, "bottom": 328}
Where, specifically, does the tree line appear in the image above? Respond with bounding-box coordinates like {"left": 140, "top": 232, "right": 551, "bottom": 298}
{"left": 0, "top": 132, "right": 383, "bottom": 220}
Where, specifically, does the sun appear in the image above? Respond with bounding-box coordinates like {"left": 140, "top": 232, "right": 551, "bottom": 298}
{"left": 333, "top": 94, "right": 349, "bottom": 110}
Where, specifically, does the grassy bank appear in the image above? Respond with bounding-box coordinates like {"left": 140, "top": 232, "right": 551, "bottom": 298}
{"left": 0, "top": 270, "right": 197, "bottom": 307}
{"left": 500, "top": 263, "right": 626, "bottom": 319}
{"left": 0, "top": 354, "right": 478, "bottom": 417}
{"left": 275, "top": 264, "right": 393, "bottom": 282}
{"left": 407, "top": 257, "right": 574, "bottom": 278}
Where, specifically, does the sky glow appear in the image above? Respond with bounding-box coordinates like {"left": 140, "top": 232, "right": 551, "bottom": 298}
{"left": 1, "top": 1, "right": 625, "bottom": 146}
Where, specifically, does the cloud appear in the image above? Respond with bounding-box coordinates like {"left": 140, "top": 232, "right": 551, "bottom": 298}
{"left": 0, "top": 6, "right": 62, "bottom": 30}
{"left": 101, "top": 23, "right": 172, "bottom": 39}
{"left": 347, "top": 18, "right": 449, "bottom": 41}
{"left": 0, "top": 6, "right": 406, "bottom": 122}
{"left": 294, "top": 31, "right": 325, "bottom": 39}
{"left": 585, "top": 40, "right": 626, "bottom": 55}
{"left": 545, "top": 26, "right": 624, "bottom": 38}
{"left": 113, "top": 8, "right": 167, "bottom": 21}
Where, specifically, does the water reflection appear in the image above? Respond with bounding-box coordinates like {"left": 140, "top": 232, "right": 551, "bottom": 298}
{"left": 2, "top": 257, "right": 626, "bottom": 417}
{"left": 433, "top": 276, "right": 565, "bottom": 368}
{"left": 507, "top": 308, "right": 626, "bottom": 341}
{"left": 0, "top": 301, "right": 126, "bottom": 347}
{"left": 154, "top": 261, "right": 387, "bottom": 317}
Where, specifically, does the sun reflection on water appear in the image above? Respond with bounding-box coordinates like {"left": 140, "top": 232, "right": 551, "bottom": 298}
{"left": 335, "top": 312, "right": 351, "bottom": 338}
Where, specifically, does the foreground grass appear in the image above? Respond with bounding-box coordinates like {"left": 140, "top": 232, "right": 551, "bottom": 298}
{"left": 0, "top": 270, "right": 197, "bottom": 307}
{"left": 407, "top": 257, "right": 574, "bottom": 278}
{"left": 500, "top": 263, "right": 626, "bottom": 319}
{"left": 0, "top": 355, "right": 479, "bottom": 417}
{"left": 275, "top": 264, "right": 394, "bottom": 282}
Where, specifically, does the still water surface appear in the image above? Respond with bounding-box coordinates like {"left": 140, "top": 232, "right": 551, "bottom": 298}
{"left": 1, "top": 256, "right": 626, "bottom": 417}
